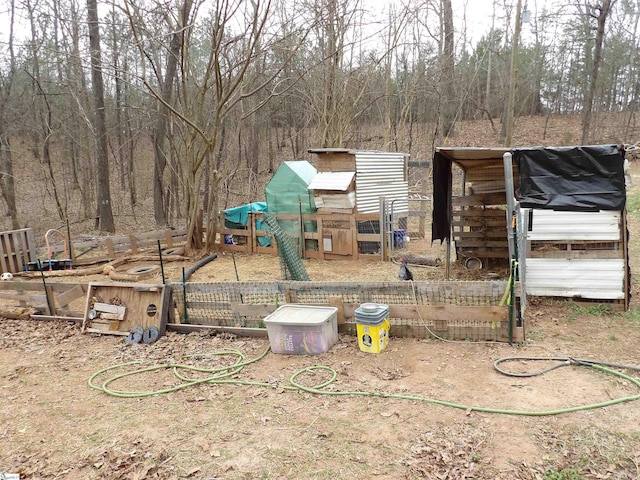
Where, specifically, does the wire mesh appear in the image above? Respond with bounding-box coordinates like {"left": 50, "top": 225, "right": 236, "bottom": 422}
{"left": 262, "top": 213, "right": 310, "bottom": 281}
{"left": 172, "top": 280, "right": 518, "bottom": 342}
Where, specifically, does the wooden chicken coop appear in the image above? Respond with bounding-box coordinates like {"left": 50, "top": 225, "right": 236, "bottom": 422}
{"left": 219, "top": 149, "right": 411, "bottom": 261}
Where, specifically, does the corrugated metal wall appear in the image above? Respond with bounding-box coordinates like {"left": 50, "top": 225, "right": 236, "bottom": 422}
{"left": 355, "top": 152, "right": 408, "bottom": 214}
{"left": 527, "top": 210, "right": 621, "bottom": 241}
{"left": 524, "top": 210, "right": 625, "bottom": 301}
{"left": 526, "top": 258, "right": 625, "bottom": 299}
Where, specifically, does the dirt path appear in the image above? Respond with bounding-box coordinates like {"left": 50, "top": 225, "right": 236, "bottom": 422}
{"left": 2, "top": 300, "right": 640, "bottom": 479}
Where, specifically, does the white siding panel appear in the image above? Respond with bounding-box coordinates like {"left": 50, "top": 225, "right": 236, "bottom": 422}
{"left": 525, "top": 258, "right": 625, "bottom": 299}
{"left": 526, "top": 210, "right": 621, "bottom": 241}
{"left": 354, "top": 152, "right": 408, "bottom": 214}
{"left": 308, "top": 171, "right": 355, "bottom": 191}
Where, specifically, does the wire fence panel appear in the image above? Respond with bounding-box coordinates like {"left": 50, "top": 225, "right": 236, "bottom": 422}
{"left": 171, "top": 280, "right": 523, "bottom": 343}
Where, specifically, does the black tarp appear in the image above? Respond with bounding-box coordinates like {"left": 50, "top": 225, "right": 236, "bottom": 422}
{"left": 431, "top": 151, "right": 452, "bottom": 243}
{"left": 513, "top": 145, "right": 626, "bottom": 211}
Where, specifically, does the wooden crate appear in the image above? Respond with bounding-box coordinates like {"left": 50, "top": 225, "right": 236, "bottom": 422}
{"left": 82, "top": 282, "right": 171, "bottom": 336}
{"left": 0, "top": 228, "right": 37, "bottom": 274}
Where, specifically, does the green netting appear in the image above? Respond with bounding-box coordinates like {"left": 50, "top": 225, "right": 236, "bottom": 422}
{"left": 263, "top": 213, "right": 310, "bottom": 281}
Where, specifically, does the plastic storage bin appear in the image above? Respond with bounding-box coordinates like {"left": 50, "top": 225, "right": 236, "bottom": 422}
{"left": 354, "top": 303, "right": 390, "bottom": 353}
{"left": 263, "top": 305, "right": 338, "bottom": 355}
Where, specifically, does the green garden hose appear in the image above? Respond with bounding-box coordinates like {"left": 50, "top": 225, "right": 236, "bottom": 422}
{"left": 89, "top": 347, "right": 640, "bottom": 416}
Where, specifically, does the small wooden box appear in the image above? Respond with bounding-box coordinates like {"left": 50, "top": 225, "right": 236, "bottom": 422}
{"left": 82, "top": 282, "right": 170, "bottom": 336}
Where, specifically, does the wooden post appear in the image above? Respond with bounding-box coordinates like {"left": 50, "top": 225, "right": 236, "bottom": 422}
{"left": 105, "top": 238, "right": 115, "bottom": 257}
{"left": 129, "top": 234, "right": 138, "bottom": 254}
{"left": 164, "top": 229, "right": 174, "bottom": 248}
{"left": 329, "top": 296, "right": 345, "bottom": 326}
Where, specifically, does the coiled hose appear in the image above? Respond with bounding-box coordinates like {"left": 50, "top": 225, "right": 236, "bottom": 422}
{"left": 89, "top": 347, "right": 640, "bottom": 416}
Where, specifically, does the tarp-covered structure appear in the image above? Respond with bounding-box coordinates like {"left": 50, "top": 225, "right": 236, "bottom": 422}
{"left": 223, "top": 202, "right": 270, "bottom": 246}
{"left": 223, "top": 202, "right": 268, "bottom": 229}
{"left": 431, "top": 144, "right": 629, "bottom": 309}
{"left": 265, "top": 161, "right": 317, "bottom": 214}
{"left": 514, "top": 145, "right": 626, "bottom": 211}
{"left": 265, "top": 161, "right": 318, "bottom": 244}
{"left": 432, "top": 145, "right": 626, "bottom": 243}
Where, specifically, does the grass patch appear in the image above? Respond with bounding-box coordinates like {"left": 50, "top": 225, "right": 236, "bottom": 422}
{"left": 543, "top": 468, "right": 584, "bottom": 480}
{"left": 622, "top": 305, "right": 640, "bottom": 322}
{"left": 566, "top": 302, "right": 613, "bottom": 321}
{"left": 626, "top": 187, "right": 640, "bottom": 215}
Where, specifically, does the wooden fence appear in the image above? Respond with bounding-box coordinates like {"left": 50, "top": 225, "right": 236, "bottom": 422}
{"left": 218, "top": 212, "right": 394, "bottom": 261}
{"left": 0, "top": 278, "right": 524, "bottom": 343}
{"left": 35, "top": 228, "right": 188, "bottom": 265}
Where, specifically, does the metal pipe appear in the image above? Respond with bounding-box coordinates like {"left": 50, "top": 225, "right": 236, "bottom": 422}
{"left": 157, "top": 240, "right": 166, "bottom": 284}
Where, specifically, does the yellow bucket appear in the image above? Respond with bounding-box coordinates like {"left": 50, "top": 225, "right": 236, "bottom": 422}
{"left": 356, "top": 318, "right": 389, "bottom": 353}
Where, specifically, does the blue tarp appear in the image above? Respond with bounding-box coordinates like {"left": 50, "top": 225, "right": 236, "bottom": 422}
{"left": 223, "top": 202, "right": 267, "bottom": 227}
{"left": 222, "top": 202, "right": 270, "bottom": 246}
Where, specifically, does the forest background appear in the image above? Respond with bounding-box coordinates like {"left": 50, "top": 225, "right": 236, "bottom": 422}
{"left": 0, "top": 0, "right": 638, "bottom": 253}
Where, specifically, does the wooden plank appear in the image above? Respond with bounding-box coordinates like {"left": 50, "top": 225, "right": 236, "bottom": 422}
{"left": 54, "top": 284, "right": 86, "bottom": 308}
{"left": 86, "top": 327, "right": 128, "bottom": 336}
{"left": 164, "top": 229, "right": 173, "bottom": 248}
{"left": 329, "top": 296, "right": 345, "bottom": 325}
{"left": 105, "top": 238, "right": 115, "bottom": 257}
{"left": 0, "top": 292, "right": 47, "bottom": 303}
{"left": 528, "top": 249, "right": 623, "bottom": 259}
{"left": 453, "top": 193, "right": 507, "bottom": 207}
{"left": 31, "top": 314, "right": 84, "bottom": 323}
{"left": 231, "top": 302, "right": 276, "bottom": 318}
{"left": 453, "top": 208, "right": 505, "bottom": 217}
{"left": 129, "top": 234, "right": 138, "bottom": 254}
{"left": 100, "top": 312, "right": 125, "bottom": 321}
{"left": 389, "top": 304, "right": 508, "bottom": 323}
{"left": 0, "top": 233, "right": 10, "bottom": 274}
{"left": 93, "top": 302, "right": 127, "bottom": 315}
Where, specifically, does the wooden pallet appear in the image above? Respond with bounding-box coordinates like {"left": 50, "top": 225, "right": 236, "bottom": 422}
{"left": 0, "top": 228, "right": 37, "bottom": 274}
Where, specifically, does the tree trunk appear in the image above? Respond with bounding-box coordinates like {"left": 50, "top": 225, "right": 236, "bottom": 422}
{"left": 0, "top": 0, "right": 19, "bottom": 229}
{"left": 0, "top": 134, "right": 18, "bottom": 229}
{"left": 153, "top": 0, "right": 193, "bottom": 227}
{"left": 581, "top": 0, "right": 615, "bottom": 144}
{"left": 87, "top": 0, "right": 115, "bottom": 233}
{"left": 440, "top": 0, "right": 456, "bottom": 140}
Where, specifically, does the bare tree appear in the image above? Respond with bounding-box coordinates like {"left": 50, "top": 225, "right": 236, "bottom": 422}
{"left": 581, "top": 0, "right": 616, "bottom": 144}
{"left": 153, "top": 0, "right": 193, "bottom": 227}
{"left": 127, "top": 0, "right": 311, "bottom": 252}
{"left": 439, "top": 0, "right": 456, "bottom": 140}
{"left": 87, "top": 0, "right": 115, "bottom": 233}
{"left": 0, "top": 0, "right": 19, "bottom": 229}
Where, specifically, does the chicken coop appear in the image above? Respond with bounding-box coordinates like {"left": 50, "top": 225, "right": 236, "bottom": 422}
{"left": 432, "top": 145, "right": 630, "bottom": 310}
{"left": 307, "top": 148, "right": 410, "bottom": 260}
{"left": 219, "top": 150, "right": 411, "bottom": 261}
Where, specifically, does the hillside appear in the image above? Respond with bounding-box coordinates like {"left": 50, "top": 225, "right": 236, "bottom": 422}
{"left": 6, "top": 113, "right": 638, "bottom": 242}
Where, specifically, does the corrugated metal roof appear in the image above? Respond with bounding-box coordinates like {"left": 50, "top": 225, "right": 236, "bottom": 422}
{"left": 308, "top": 171, "right": 355, "bottom": 191}
{"left": 525, "top": 258, "right": 625, "bottom": 299}
{"left": 526, "top": 210, "right": 621, "bottom": 241}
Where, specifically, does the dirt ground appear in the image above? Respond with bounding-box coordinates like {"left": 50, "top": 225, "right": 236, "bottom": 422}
{"left": 2, "top": 170, "right": 640, "bottom": 479}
